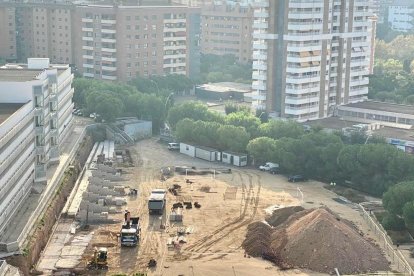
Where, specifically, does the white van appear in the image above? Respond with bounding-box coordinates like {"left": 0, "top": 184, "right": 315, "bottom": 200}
{"left": 167, "top": 143, "right": 180, "bottom": 150}
{"left": 259, "top": 162, "right": 279, "bottom": 171}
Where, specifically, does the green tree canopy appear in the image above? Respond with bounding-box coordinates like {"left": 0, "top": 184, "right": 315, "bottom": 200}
{"left": 259, "top": 120, "right": 305, "bottom": 140}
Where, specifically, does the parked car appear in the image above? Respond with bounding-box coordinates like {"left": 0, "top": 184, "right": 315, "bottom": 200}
{"left": 288, "top": 175, "right": 307, "bottom": 182}
{"left": 167, "top": 143, "right": 180, "bottom": 151}
{"left": 269, "top": 167, "right": 279, "bottom": 175}
{"left": 259, "top": 162, "right": 279, "bottom": 172}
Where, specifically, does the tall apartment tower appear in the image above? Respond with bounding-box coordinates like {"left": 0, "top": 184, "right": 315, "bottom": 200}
{"left": 251, "top": 0, "right": 373, "bottom": 121}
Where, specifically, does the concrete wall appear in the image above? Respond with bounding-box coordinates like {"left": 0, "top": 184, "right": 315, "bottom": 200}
{"left": 123, "top": 121, "right": 152, "bottom": 139}
{"left": 180, "top": 143, "right": 195, "bottom": 157}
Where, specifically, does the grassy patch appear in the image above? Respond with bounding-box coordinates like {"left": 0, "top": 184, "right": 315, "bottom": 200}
{"left": 324, "top": 185, "right": 366, "bottom": 203}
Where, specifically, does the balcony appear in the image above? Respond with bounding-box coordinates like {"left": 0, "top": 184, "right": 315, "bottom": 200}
{"left": 285, "top": 105, "right": 320, "bottom": 115}
{"left": 285, "top": 96, "right": 320, "bottom": 105}
{"left": 251, "top": 92, "right": 267, "bottom": 101}
{"left": 82, "top": 54, "right": 94, "bottom": 59}
{"left": 253, "top": 21, "right": 268, "bottom": 29}
{"left": 252, "top": 52, "right": 267, "bottom": 60}
{"left": 82, "top": 46, "right": 94, "bottom": 50}
{"left": 252, "top": 62, "right": 267, "bottom": 70}
{"left": 82, "top": 18, "right": 93, "bottom": 23}
{"left": 252, "top": 1, "right": 269, "bottom": 8}
{"left": 252, "top": 81, "right": 266, "bottom": 91}
{"left": 286, "top": 75, "right": 321, "bottom": 84}
{"left": 83, "top": 63, "right": 94, "bottom": 69}
{"left": 252, "top": 42, "right": 267, "bottom": 50}
{"left": 101, "top": 28, "right": 116, "bottom": 34}
{"left": 102, "top": 75, "right": 117, "bottom": 81}
{"left": 82, "top": 37, "right": 94, "bottom": 41}
{"left": 254, "top": 10, "right": 269, "bottom": 18}
{"left": 82, "top": 27, "right": 93, "bottom": 32}
{"left": 101, "top": 65, "right": 117, "bottom": 71}
{"left": 286, "top": 86, "right": 320, "bottom": 95}
{"left": 102, "top": 57, "right": 117, "bottom": 62}
{"left": 101, "top": 19, "right": 116, "bottom": 24}
{"left": 102, "top": 38, "right": 116, "bottom": 43}
{"left": 102, "top": 47, "right": 117, "bottom": 53}
{"left": 164, "top": 18, "right": 186, "bottom": 24}
{"left": 252, "top": 71, "right": 267, "bottom": 81}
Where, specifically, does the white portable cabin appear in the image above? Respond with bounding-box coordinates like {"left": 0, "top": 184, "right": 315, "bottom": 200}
{"left": 222, "top": 151, "right": 248, "bottom": 167}
{"left": 180, "top": 143, "right": 196, "bottom": 157}
{"left": 195, "top": 146, "right": 220, "bottom": 162}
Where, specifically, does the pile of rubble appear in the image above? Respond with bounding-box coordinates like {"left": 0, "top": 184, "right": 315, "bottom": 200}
{"left": 242, "top": 207, "right": 389, "bottom": 274}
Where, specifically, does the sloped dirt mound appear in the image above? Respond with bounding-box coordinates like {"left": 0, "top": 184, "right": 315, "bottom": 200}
{"left": 243, "top": 207, "right": 389, "bottom": 274}
{"left": 265, "top": 206, "right": 304, "bottom": 227}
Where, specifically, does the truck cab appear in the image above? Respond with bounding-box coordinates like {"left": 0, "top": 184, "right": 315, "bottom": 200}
{"left": 148, "top": 189, "right": 167, "bottom": 215}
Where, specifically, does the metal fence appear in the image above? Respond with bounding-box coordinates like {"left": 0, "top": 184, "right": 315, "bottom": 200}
{"left": 358, "top": 203, "right": 414, "bottom": 275}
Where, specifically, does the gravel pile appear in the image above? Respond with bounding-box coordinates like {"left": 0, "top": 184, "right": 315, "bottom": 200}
{"left": 243, "top": 207, "right": 389, "bottom": 274}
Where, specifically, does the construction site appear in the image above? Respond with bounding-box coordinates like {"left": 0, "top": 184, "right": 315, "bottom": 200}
{"left": 33, "top": 138, "right": 399, "bottom": 275}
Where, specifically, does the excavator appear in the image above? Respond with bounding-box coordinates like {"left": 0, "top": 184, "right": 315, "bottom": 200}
{"left": 87, "top": 247, "right": 108, "bottom": 270}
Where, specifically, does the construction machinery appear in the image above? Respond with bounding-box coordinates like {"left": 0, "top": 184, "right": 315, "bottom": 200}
{"left": 148, "top": 189, "right": 167, "bottom": 215}
{"left": 87, "top": 247, "right": 108, "bottom": 270}
{"left": 121, "top": 211, "right": 141, "bottom": 246}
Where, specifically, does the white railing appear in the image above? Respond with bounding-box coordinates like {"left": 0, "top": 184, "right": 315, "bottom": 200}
{"left": 359, "top": 203, "right": 414, "bottom": 275}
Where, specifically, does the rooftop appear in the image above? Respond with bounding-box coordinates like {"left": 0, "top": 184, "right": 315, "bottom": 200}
{"left": 303, "top": 116, "right": 414, "bottom": 142}
{"left": 196, "top": 82, "right": 252, "bottom": 93}
{"left": 0, "top": 103, "right": 26, "bottom": 125}
{"left": 341, "top": 101, "right": 414, "bottom": 116}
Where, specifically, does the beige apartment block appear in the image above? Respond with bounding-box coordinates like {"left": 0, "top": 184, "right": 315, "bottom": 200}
{"left": 201, "top": 2, "right": 253, "bottom": 62}
{"left": 0, "top": 6, "right": 17, "bottom": 60}
{"left": 14, "top": 4, "right": 74, "bottom": 64}
{"left": 74, "top": 3, "right": 197, "bottom": 81}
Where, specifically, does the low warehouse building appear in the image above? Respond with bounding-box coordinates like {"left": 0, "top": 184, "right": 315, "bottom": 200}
{"left": 222, "top": 151, "right": 248, "bottom": 167}
{"left": 195, "top": 82, "right": 252, "bottom": 101}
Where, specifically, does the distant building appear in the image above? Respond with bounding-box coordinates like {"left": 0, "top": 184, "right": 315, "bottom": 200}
{"left": 0, "top": 58, "right": 74, "bottom": 245}
{"left": 388, "top": 0, "right": 414, "bottom": 32}
{"left": 337, "top": 100, "right": 414, "bottom": 128}
{"left": 372, "top": 0, "right": 394, "bottom": 23}
{"left": 251, "top": 0, "right": 374, "bottom": 122}
{"left": 201, "top": 1, "right": 253, "bottom": 62}
{"left": 195, "top": 82, "right": 252, "bottom": 101}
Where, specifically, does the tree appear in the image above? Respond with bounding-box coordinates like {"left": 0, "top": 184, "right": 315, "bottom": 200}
{"left": 247, "top": 137, "right": 277, "bottom": 165}
{"left": 255, "top": 109, "right": 269, "bottom": 123}
{"left": 259, "top": 120, "right": 304, "bottom": 140}
{"left": 217, "top": 125, "right": 250, "bottom": 152}
{"left": 167, "top": 101, "right": 223, "bottom": 129}
{"left": 403, "top": 202, "right": 414, "bottom": 229}
{"left": 86, "top": 91, "right": 123, "bottom": 122}
{"left": 225, "top": 112, "right": 260, "bottom": 137}
{"left": 383, "top": 181, "right": 414, "bottom": 215}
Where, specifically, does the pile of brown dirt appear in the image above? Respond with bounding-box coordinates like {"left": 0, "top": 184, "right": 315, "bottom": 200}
{"left": 265, "top": 206, "right": 304, "bottom": 227}
{"left": 243, "top": 207, "right": 390, "bottom": 274}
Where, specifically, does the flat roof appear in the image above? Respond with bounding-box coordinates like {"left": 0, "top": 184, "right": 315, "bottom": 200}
{"left": 196, "top": 82, "right": 252, "bottom": 93}
{"left": 303, "top": 117, "right": 362, "bottom": 131}
{"left": 0, "top": 64, "right": 69, "bottom": 82}
{"left": 341, "top": 101, "right": 414, "bottom": 116}
{"left": 303, "top": 116, "right": 414, "bottom": 141}
{"left": 0, "top": 103, "right": 26, "bottom": 125}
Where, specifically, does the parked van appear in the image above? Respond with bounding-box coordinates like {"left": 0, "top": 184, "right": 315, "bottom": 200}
{"left": 168, "top": 143, "right": 180, "bottom": 150}
{"left": 259, "top": 162, "right": 279, "bottom": 172}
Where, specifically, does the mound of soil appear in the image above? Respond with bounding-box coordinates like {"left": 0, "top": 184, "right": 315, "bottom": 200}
{"left": 243, "top": 207, "right": 389, "bottom": 274}
{"left": 265, "top": 206, "right": 304, "bottom": 227}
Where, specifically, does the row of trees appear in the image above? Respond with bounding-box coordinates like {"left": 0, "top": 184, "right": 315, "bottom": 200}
{"left": 73, "top": 75, "right": 191, "bottom": 130}
{"left": 200, "top": 54, "right": 252, "bottom": 84}
{"left": 370, "top": 35, "right": 414, "bottom": 104}
{"left": 383, "top": 181, "right": 414, "bottom": 231}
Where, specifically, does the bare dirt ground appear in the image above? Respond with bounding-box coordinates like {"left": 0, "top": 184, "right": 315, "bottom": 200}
{"left": 40, "top": 138, "right": 394, "bottom": 275}
{"left": 89, "top": 138, "right": 315, "bottom": 276}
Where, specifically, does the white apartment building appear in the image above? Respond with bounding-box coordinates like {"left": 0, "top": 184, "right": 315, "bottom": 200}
{"left": 251, "top": 0, "right": 373, "bottom": 122}
{"left": 0, "top": 58, "right": 74, "bottom": 238}
{"left": 388, "top": 0, "right": 414, "bottom": 32}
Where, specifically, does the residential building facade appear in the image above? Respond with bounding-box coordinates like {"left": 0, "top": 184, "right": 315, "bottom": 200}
{"left": 388, "top": 0, "right": 414, "bottom": 32}
{"left": 251, "top": 0, "right": 373, "bottom": 122}
{"left": 201, "top": 1, "right": 253, "bottom": 62}
{"left": 0, "top": 58, "right": 74, "bottom": 241}
{"left": 0, "top": 1, "right": 199, "bottom": 81}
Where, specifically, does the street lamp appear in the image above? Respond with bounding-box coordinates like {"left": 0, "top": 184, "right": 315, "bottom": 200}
{"left": 149, "top": 79, "right": 160, "bottom": 95}
{"left": 165, "top": 92, "right": 174, "bottom": 109}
